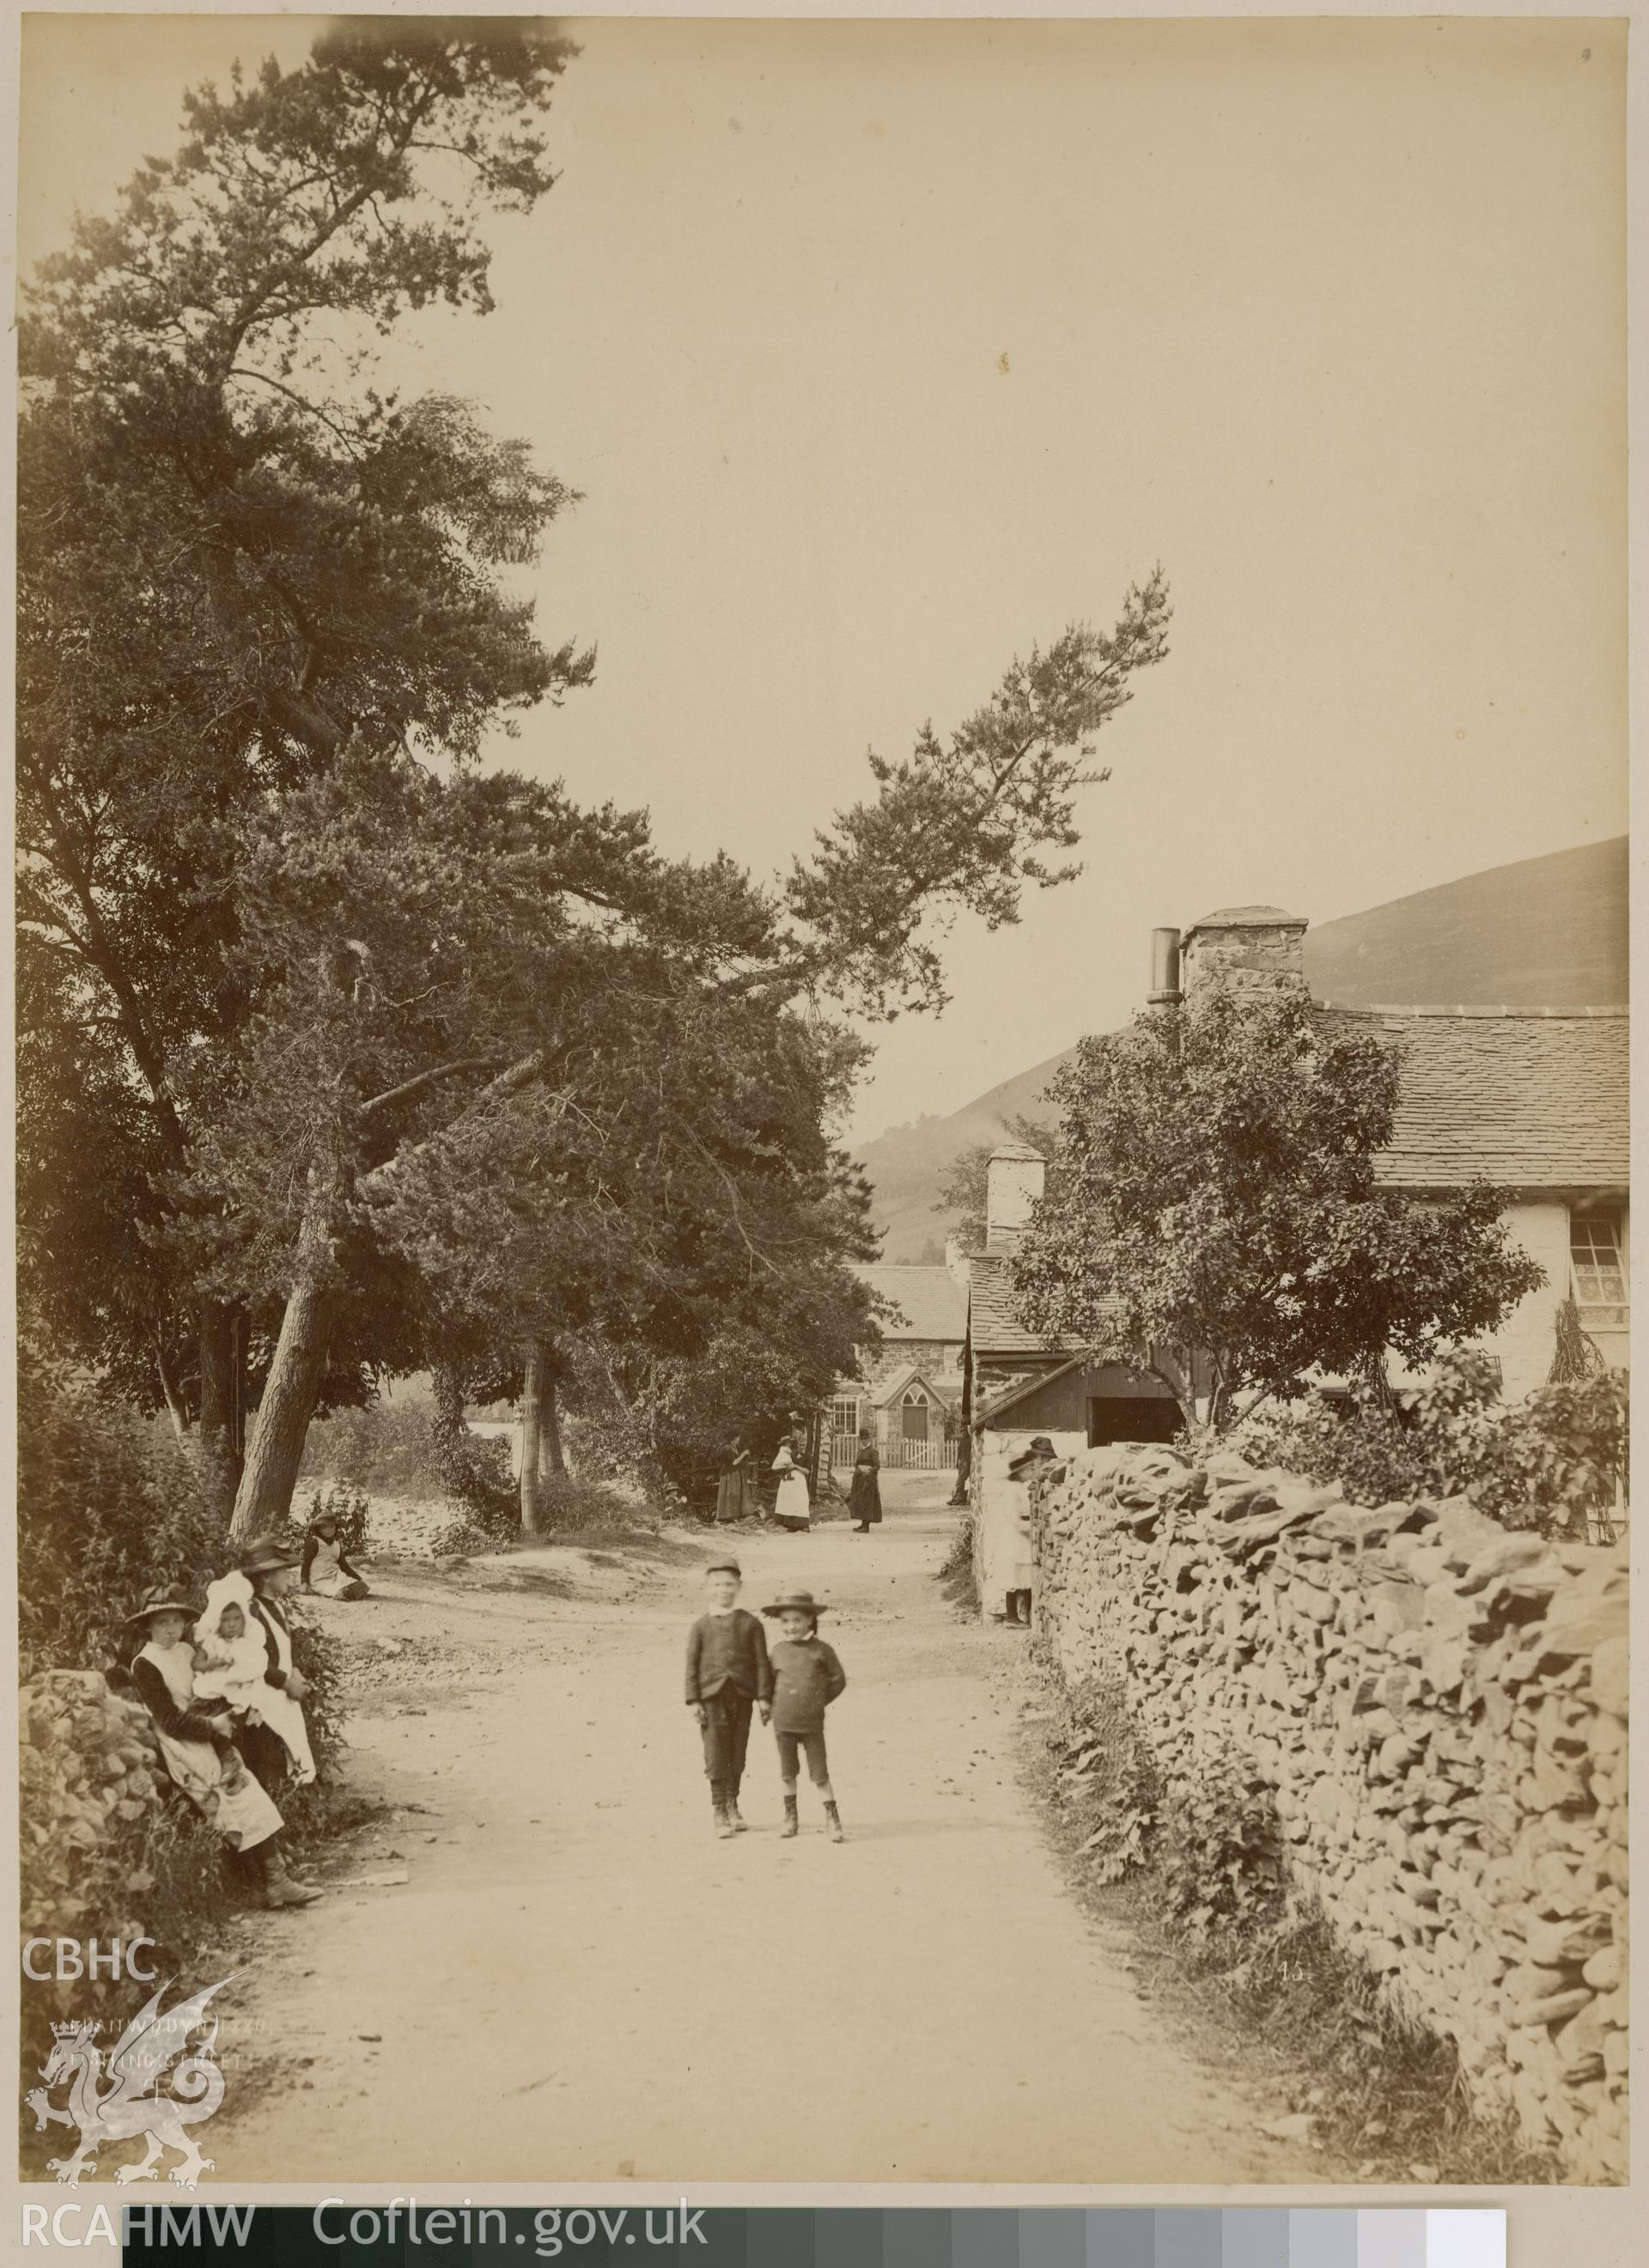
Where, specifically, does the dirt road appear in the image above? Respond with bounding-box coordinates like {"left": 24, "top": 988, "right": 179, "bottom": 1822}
{"left": 209, "top": 1477, "right": 1312, "bottom": 2184}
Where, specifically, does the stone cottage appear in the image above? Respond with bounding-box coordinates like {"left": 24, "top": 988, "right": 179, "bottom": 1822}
{"left": 961, "top": 904, "right": 1629, "bottom": 1613}
{"left": 827, "top": 1259, "right": 968, "bottom": 1469}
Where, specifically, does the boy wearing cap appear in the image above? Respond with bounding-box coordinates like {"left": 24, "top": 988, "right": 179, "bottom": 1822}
{"left": 685, "top": 1560, "right": 773, "bottom": 1838}
{"left": 762, "top": 1590, "right": 848, "bottom": 1842}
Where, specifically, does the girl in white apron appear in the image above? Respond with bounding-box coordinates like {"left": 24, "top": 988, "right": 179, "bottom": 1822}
{"left": 301, "top": 1510, "right": 369, "bottom": 1599}
{"left": 770, "top": 1444, "right": 812, "bottom": 1532}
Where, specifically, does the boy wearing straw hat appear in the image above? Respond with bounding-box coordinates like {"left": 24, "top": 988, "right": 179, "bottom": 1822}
{"left": 761, "top": 1589, "right": 848, "bottom": 1842}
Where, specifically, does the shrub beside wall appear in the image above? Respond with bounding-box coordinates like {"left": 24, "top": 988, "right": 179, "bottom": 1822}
{"left": 1034, "top": 1442, "right": 1629, "bottom": 2183}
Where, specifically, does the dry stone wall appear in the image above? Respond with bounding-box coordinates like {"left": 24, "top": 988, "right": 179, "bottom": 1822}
{"left": 1033, "top": 1442, "right": 1629, "bottom": 2182}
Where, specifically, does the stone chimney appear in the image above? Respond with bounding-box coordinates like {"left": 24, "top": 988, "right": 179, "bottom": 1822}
{"left": 985, "top": 1143, "right": 1046, "bottom": 1251}
{"left": 1180, "top": 905, "right": 1309, "bottom": 1006}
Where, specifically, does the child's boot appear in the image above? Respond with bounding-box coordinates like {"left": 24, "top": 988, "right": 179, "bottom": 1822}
{"left": 780, "top": 1794, "right": 800, "bottom": 1840}
{"left": 727, "top": 1793, "right": 749, "bottom": 1832}
{"left": 824, "top": 1801, "right": 845, "bottom": 1844}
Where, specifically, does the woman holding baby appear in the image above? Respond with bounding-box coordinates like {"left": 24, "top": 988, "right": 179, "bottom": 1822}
{"left": 125, "top": 1583, "right": 318, "bottom": 1911}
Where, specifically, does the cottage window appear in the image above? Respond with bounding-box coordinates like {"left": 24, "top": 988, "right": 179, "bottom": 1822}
{"left": 1571, "top": 1211, "right": 1628, "bottom": 1326}
{"left": 830, "top": 1396, "right": 861, "bottom": 1441}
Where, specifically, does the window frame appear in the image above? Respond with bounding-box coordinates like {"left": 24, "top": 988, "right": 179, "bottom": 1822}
{"left": 1570, "top": 1207, "right": 1628, "bottom": 1327}
{"left": 830, "top": 1396, "right": 861, "bottom": 1440}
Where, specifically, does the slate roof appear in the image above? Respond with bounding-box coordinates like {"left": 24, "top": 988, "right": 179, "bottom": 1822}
{"left": 966, "top": 1254, "right": 1129, "bottom": 1357}
{"left": 1322, "top": 1007, "right": 1629, "bottom": 1192}
{"left": 965, "top": 1006, "right": 1628, "bottom": 1357}
{"left": 855, "top": 1265, "right": 967, "bottom": 1341}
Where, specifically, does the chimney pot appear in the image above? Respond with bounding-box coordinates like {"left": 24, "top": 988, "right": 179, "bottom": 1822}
{"left": 1148, "top": 926, "right": 1183, "bottom": 1006}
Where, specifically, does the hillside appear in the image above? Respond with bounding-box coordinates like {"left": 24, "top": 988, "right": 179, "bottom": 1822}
{"left": 858, "top": 836, "right": 1628, "bottom": 1259}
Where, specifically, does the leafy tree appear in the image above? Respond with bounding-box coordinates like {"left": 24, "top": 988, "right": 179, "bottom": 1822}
{"left": 563, "top": 1198, "right": 881, "bottom": 1506}
{"left": 17, "top": 1355, "right": 224, "bottom": 1679}
{"left": 19, "top": 26, "right": 1178, "bottom": 1542}
{"left": 1011, "top": 987, "right": 1546, "bottom": 1431}
{"left": 16, "top": 21, "right": 589, "bottom": 1491}
{"left": 786, "top": 592, "right": 1170, "bottom": 1016}
{"left": 1242, "top": 1352, "right": 1628, "bottom": 1538}
{"left": 202, "top": 559, "right": 1173, "bottom": 1538}
{"left": 933, "top": 1113, "right": 1062, "bottom": 1251}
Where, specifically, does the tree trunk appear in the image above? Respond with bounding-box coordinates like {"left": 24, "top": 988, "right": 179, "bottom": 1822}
{"left": 155, "top": 1340, "right": 189, "bottom": 1442}
{"left": 228, "top": 1304, "right": 248, "bottom": 1466}
{"left": 539, "top": 1371, "right": 567, "bottom": 1480}
{"left": 1147, "top": 1347, "right": 1200, "bottom": 1437}
{"left": 429, "top": 1360, "right": 480, "bottom": 1509}
{"left": 228, "top": 1174, "right": 341, "bottom": 1541}
{"left": 197, "top": 1301, "right": 242, "bottom": 1515}
{"left": 520, "top": 1339, "right": 548, "bottom": 1537}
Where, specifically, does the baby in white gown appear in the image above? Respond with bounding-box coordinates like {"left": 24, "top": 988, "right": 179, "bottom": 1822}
{"left": 193, "top": 1572, "right": 317, "bottom": 1784}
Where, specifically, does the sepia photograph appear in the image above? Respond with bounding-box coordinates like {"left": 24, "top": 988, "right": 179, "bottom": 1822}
{"left": 11, "top": 9, "right": 1629, "bottom": 2204}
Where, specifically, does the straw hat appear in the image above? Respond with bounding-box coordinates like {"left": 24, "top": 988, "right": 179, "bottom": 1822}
{"left": 762, "top": 1589, "right": 829, "bottom": 1620}
{"left": 124, "top": 1586, "right": 196, "bottom": 1627}
{"left": 236, "top": 1537, "right": 301, "bottom": 1576}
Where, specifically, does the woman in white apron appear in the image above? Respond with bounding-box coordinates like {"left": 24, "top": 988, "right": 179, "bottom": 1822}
{"left": 770, "top": 1444, "right": 812, "bottom": 1532}
{"left": 125, "top": 1588, "right": 316, "bottom": 1910}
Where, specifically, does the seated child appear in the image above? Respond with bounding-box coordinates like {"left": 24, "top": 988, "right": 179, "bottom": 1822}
{"left": 301, "top": 1510, "right": 370, "bottom": 1600}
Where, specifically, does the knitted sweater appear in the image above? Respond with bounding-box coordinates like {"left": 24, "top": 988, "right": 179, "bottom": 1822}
{"left": 768, "top": 1637, "right": 847, "bottom": 1733}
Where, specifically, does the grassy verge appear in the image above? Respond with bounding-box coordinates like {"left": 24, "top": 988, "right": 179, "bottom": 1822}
{"left": 936, "top": 1510, "right": 978, "bottom": 1617}
{"left": 1021, "top": 1656, "right": 1561, "bottom": 2186}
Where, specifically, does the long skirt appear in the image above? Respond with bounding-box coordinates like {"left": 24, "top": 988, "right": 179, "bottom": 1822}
{"left": 772, "top": 1470, "right": 812, "bottom": 1530}
{"left": 309, "top": 1569, "right": 370, "bottom": 1600}
{"left": 847, "top": 1465, "right": 883, "bottom": 1526}
{"left": 155, "top": 1727, "right": 282, "bottom": 1853}
{"left": 715, "top": 1466, "right": 758, "bottom": 1524}
{"left": 240, "top": 1686, "right": 318, "bottom": 1784}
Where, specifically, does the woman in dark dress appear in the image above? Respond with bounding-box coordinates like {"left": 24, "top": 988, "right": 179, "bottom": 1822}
{"left": 233, "top": 1538, "right": 315, "bottom": 1794}
{"left": 847, "top": 1430, "right": 882, "bottom": 1533}
{"left": 715, "top": 1441, "right": 758, "bottom": 1526}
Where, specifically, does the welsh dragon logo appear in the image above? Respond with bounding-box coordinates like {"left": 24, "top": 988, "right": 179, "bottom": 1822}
{"left": 26, "top": 1976, "right": 232, "bottom": 2188}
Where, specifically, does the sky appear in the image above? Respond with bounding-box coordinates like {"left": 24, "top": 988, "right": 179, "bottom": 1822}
{"left": 18, "top": 15, "right": 1628, "bottom": 1144}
